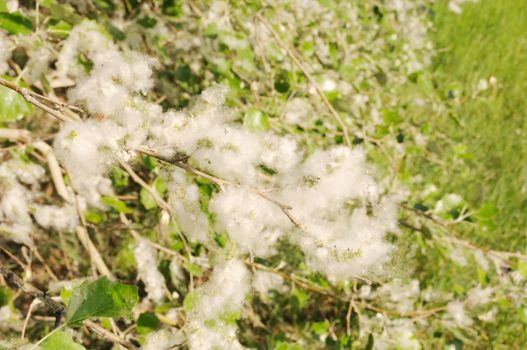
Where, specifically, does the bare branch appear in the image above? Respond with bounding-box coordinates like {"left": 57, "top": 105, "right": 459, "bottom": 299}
{"left": 0, "top": 78, "right": 74, "bottom": 123}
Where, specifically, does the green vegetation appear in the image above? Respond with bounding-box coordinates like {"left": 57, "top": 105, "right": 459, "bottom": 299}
{"left": 0, "top": 0, "right": 526, "bottom": 349}
{"left": 425, "top": 0, "right": 527, "bottom": 250}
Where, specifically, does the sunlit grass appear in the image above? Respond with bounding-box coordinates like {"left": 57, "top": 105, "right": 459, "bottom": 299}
{"left": 425, "top": 0, "right": 527, "bottom": 250}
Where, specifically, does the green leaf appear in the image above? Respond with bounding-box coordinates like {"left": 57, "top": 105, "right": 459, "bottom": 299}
{"left": 110, "top": 167, "right": 129, "bottom": 189}
{"left": 104, "top": 20, "right": 125, "bottom": 41}
{"left": 84, "top": 209, "right": 107, "bottom": 225}
{"left": 41, "top": 331, "right": 86, "bottom": 350}
{"left": 153, "top": 176, "right": 167, "bottom": 195}
{"left": 274, "top": 70, "right": 290, "bottom": 93}
{"left": 92, "top": 0, "right": 115, "bottom": 12}
{"left": 101, "top": 196, "right": 131, "bottom": 214}
{"left": 183, "top": 262, "right": 203, "bottom": 277}
{"left": 183, "top": 290, "right": 199, "bottom": 312}
{"left": 0, "top": 12, "right": 32, "bottom": 34}
{"left": 518, "top": 260, "right": 527, "bottom": 278}
{"left": 244, "top": 109, "right": 270, "bottom": 132}
{"left": 142, "top": 155, "right": 158, "bottom": 171}
{"left": 0, "top": 76, "right": 34, "bottom": 122}
{"left": 140, "top": 187, "right": 157, "bottom": 210}
{"left": 382, "top": 110, "right": 401, "bottom": 126}
{"left": 477, "top": 268, "right": 488, "bottom": 286}
{"left": 291, "top": 289, "right": 308, "bottom": 310}
{"left": 140, "top": 177, "right": 166, "bottom": 210}
{"left": 136, "top": 312, "right": 160, "bottom": 334}
{"left": 137, "top": 16, "right": 157, "bottom": 29}
{"left": 311, "top": 321, "right": 329, "bottom": 337}
{"left": 161, "top": 0, "right": 182, "bottom": 16}
{"left": 0, "top": 286, "right": 11, "bottom": 307}
{"left": 273, "top": 342, "right": 303, "bottom": 350}
{"left": 65, "top": 277, "right": 138, "bottom": 326}
{"left": 47, "top": 18, "right": 71, "bottom": 38}
{"left": 49, "top": 3, "right": 82, "bottom": 25}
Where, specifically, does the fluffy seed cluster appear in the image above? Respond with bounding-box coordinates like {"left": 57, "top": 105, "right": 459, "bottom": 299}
{"left": 0, "top": 158, "right": 79, "bottom": 244}
{"left": 48, "top": 17, "right": 400, "bottom": 348}
{"left": 53, "top": 21, "right": 398, "bottom": 282}
{"left": 186, "top": 259, "right": 250, "bottom": 350}
{"left": 134, "top": 238, "right": 167, "bottom": 304}
{"left": 0, "top": 159, "right": 44, "bottom": 245}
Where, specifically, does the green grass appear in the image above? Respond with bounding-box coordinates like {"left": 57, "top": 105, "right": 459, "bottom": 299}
{"left": 422, "top": 0, "right": 527, "bottom": 251}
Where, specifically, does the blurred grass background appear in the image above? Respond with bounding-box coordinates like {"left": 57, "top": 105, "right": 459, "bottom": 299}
{"left": 423, "top": 0, "right": 527, "bottom": 251}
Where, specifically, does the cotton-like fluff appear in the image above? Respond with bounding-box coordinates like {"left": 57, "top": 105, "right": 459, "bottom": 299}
{"left": 0, "top": 30, "right": 13, "bottom": 74}
{"left": 444, "top": 301, "right": 473, "bottom": 328}
{"left": 69, "top": 50, "right": 157, "bottom": 116}
{"left": 186, "top": 258, "right": 250, "bottom": 350}
{"left": 0, "top": 158, "right": 46, "bottom": 187}
{"left": 259, "top": 134, "right": 301, "bottom": 175}
{"left": 278, "top": 146, "right": 398, "bottom": 281}
{"left": 55, "top": 26, "right": 160, "bottom": 209}
{"left": 374, "top": 279, "right": 420, "bottom": 314}
{"left": 149, "top": 87, "right": 265, "bottom": 186}
{"left": 253, "top": 270, "right": 285, "bottom": 297}
{"left": 18, "top": 35, "right": 54, "bottom": 84}
{"left": 141, "top": 328, "right": 185, "bottom": 350}
{"left": 210, "top": 186, "right": 292, "bottom": 256}
{"left": 33, "top": 205, "right": 78, "bottom": 232}
{"left": 0, "top": 159, "right": 45, "bottom": 245}
{"left": 0, "top": 185, "right": 33, "bottom": 246}
{"left": 54, "top": 120, "right": 125, "bottom": 179}
{"left": 168, "top": 169, "right": 210, "bottom": 243}
{"left": 373, "top": 318, "right": 421, "bottom": 350}
{"left": 134, "top": 238, "right": 167, "bottom": 304}
{"left": 56, "top": 20, "right": 115, "bottom": 79}
{"left": 283, "top": 97, "right": 314, "bottom": 127}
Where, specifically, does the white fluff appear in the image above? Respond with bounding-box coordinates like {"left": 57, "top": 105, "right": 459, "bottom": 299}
{"left": 445, "top": 301, "right": 473, "bottom": 328}
{"left": 56, "top": 20, "right": 115, "bottom": 79}
{"left": 0, "top": 159, "right": 45, "bottom": 246}
{"left": 134, "top": 238, "right": 167, "bottom": 304}
{"left": 210, "top": 186, "right": 292, "bottom": 256}
{"left": 141, "top": 329, "right": 185, "bottom": 350}
{"left": 278, "top": 147, "right": 397, "bottom": 281}
{"left": 33, "top": 204, "right": 78, "bottom": 232}
{"left": 168, "top": 169, "right": 210, "bottom": 243}
{"left": 186, "top": 258, "right": 250, "bottom": 350}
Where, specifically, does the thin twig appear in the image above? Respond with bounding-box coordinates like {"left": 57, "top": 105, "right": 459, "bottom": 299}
{"left": 84, "top": 320, "right": 139, "bottom": 350}
{"left": 136, "top": 147, "right": 304, "bottom": 229}
{"left": 400, "top": 204, "right": 527, "bottom": 261}
{"left": 33, "top": 141, "right": 71, "bottom": 203}
{"left": 118, "top": 159, "right": 173, "bottom": 215}
{"left": 0, "top": 78, "right": 73, "bottom": 122}
{"left": 0, "top": 263, "right": 65, "bottom": 326}
{"left": 255, "top": 14, "right": 352, "bottom": 147}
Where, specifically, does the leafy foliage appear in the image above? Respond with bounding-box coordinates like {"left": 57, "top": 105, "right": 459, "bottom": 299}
{"left": 0, "top": 0, "right": 526, "bottom": 349}
{"left": 65, "top": 277, "right": 138, "bottom": 326}
{"left": 41, "top": 331, "right": 86, "bottom": 350}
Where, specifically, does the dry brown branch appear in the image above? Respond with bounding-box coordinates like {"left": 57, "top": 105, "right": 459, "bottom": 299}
{"left": 74, "top": 226, "right": 115, "bottom": 280}
{"left": 0, "top": 128, "right": 32, "bottom": 142}
{"left": 0, "top": 78, "right": 74, "bottom": 122}
{"left": 32, "top": 141, "right": 71, "bottom": 203}
{"left": 84, "top": 320, "right": 139, "bottom": 350}
{"left": 118, "top": 159, "right": 173, "bottom": 215}
{"left": 0, "top": 263, "right": 65, "bottom": 326}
